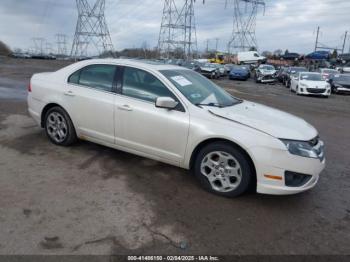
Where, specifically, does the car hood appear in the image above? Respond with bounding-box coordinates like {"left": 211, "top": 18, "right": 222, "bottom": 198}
{"left": 230, "top": 69, "right": 248, "bottom": 74}
{"left": 300, "top": 80, "right": 328, "bottom": 88}
{"left": 207, "top": 101, "right": 317, "bottom": 140}
{"left": 259, "top": 69, "right": 276, "bottom": 75}
{"left": 200, "top": 67, "right": 216, "bottom": 72}
{"left": 334, "top": 80, "right": 350, "bottom": 88}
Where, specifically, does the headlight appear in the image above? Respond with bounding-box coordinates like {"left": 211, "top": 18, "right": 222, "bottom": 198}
{"left": 280, "top": 139, "right": 318, "bottom": 158}
{"left": 300, "top": 83, "right": 308, "bottom": 88}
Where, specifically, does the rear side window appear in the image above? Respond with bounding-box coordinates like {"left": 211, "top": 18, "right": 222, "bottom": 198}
{"left": 68, "top": 64, "right": 116, "bottom": 92}
{"left": 68, "top": 70, "right": 80, "bottom": 84}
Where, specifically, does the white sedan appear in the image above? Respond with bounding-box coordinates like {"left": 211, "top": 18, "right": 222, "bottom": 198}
{"left": 290, "top": 72, "right": 331, "bottom": 97}
{"left": 28, "top": 59, "right": 325, "bottom": 197}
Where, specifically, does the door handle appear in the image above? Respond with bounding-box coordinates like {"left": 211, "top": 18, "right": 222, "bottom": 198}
{"left": 64, "top": 90, "right": 75, "bottom": 97}
{"left": 117, "top": 104, "right": 133, "bottom": 111}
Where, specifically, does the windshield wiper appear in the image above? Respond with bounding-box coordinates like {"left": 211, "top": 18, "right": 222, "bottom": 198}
{"left": 195, "top": 102, "right": 223, "bottom": 108}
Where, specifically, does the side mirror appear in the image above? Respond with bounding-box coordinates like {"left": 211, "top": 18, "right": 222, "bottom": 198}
{"left": 155, "top": 97, "right": 178, "bottom": 110}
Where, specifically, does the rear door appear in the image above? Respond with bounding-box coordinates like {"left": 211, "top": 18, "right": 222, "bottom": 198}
{"left": 114, "top": 66, "right": 190, "bottom": 164}
{"left": 65, "top": 64, "right": 117, "bottom": 143}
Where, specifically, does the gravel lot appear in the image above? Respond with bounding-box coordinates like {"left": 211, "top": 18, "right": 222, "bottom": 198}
{"left": 0, "top": 58, "right": 349, "bottom": 256}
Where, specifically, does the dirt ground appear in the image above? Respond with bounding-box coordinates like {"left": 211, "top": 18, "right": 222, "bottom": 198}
{"left": 0, "top": 57, "right": 349, "bottom": 256}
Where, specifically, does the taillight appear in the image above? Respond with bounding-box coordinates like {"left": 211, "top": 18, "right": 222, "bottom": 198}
{"left": 28, "top": 83, "right": 32, "bottom": 92}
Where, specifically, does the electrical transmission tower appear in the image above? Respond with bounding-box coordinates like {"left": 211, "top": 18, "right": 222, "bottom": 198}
{"left": 158, "top": 0, "right": 203, "bottom": 60}
{"left": 226, "top": 0, "right": 265, "bottom": 54}
{"left": 71, "top": 0, "right": 114, "bottom": 58}
{"left": 56, "top": 34, "right": 68, "bottom": 56}
{"left": 32, "top": 38, "right": 46, "bottom": 55}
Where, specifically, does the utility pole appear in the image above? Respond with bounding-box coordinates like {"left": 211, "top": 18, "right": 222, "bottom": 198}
{"left": 206, "top": 39, "right": 210, "bottom": 53}
{"left": 226, "top": 0, "right": 265, "bottom": 54}
{"left": 215, "top": 38, "right": 219, "bottom": 52}
{"left": 314, "top": 26, "right": 320, "bottom": 52}
{"left": 71, "top": 0, "right": 114, "bottom": 58}
{"left": 341, "top": 31, "right": 347, "bottom": 54}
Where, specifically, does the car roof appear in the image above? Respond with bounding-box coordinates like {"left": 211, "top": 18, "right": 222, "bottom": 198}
{"left": 71, "top": 58, "right": 188, "bottom": 72}
{"left": 300, "top": 72, "right": 320, "bottom": 75}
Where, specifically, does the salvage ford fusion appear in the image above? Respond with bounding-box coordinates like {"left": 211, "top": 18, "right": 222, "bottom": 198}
{"left": 27, "top": 59, "right": 325, "bottom": 197}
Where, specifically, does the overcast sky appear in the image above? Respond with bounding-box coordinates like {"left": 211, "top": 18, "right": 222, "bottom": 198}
{"left": 0, "top": 0, "right": 349, "bottom": 55}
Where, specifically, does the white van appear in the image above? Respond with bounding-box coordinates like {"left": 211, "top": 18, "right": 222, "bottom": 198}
{"left": 237, "top": 51, "right": 266, "bottom": 64}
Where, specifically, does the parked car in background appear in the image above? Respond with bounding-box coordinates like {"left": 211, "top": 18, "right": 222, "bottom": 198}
{"left": 339, "top": 62, "right": 350, "bottom": 74}
{"left": 224, "top": 64, "right": 235, "bottom": 73}
{"left": 229, "top": 65, "right": 250, "bottom": 80}
{"left": 305, "top": 51, "right": 330, "bottom": 60}
{"left": 329, "top": 74, "right": 350, "bottom": 94}
{"left": 213, "top": 63, "right": 227, "bottom": 76}
{"left": 276, "top": 66, "right": 288, "bottom": 83}
{"left": 199, "top": 63, "right": 220, "bottom": 79}
{"left": 285, "top": 67, "right": 308, "bottom": 88}
{"left": 236, "top": 51, "right": 266, "bottom": 64}
{"left": 28, "top": 59, "right": 325, "bottom": 197}
{"left": 290, "top": 72, "right": 331, "bottom": 97}
{"left": 318, "top": 68, "right": 339, "bottom": 80}
{"left": 10, "top": 52, "right": 31, "bottom": 59}
{"left": 255, "top": 64, "right": 277, "bottom": 83}
{"left": 182, "top": 61, "right": 201, "bottom": 72}
{"left": 281, "top": 52, "right": 300, "bottom": 61}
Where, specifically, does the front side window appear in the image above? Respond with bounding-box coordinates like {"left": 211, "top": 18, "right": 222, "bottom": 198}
{"left": 68, "top": 64, "right": 116, "bottom": 92}
{"left": 122, "top": 67, "right": 176, "bottom": 103}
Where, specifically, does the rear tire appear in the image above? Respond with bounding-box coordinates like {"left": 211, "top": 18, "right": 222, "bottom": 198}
{"left": 194, "top": 142, "right": 254, "bottom": 197}
{"left": 44, "top": 106, "right": 77, "bottom": 146}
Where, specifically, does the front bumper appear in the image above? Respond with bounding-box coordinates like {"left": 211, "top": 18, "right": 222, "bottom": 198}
{"left": 335, "top": 87, "right": 350, "bottom": 93}
{"left": 201, "top": 71, "right": 216, "bottom": 77}
{"left": 257, "top": 74, "right": 276, "bottom": 83}
{"left": 229, "top": 74, "right": 249, "bottom": 80}
{"left": 299, "top": 87, "right": 331, "bottom": 96}
{"left": 249, "top": 145, "right": 326, "bottom": 195}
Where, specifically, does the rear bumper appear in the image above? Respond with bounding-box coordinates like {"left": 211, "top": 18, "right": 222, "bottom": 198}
{"left": 27, "top": 94, "right": 42, "bottom": 126}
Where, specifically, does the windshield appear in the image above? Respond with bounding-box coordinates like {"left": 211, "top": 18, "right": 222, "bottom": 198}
{"left": 323, "top": 69, "right": 338, "bottom": 74}
{"left": 259, "top": 65, "right": 274, "bottom": 70}
{"left": 232, "top": 65, "right": 248, "bottom": 70}
{"left": 291, "top": 67, "right": 307, "bottom": 73}
{"left": 160, "top": 69, "right": 240, "bottom": 107}
{"left": 300, "top": 73, "right": 323, "bottom": 81}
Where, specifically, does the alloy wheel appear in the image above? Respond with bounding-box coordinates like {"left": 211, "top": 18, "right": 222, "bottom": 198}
{"left": 200, "top": 151, "right": 242, "bottom": 192}
{"left": 46, "top": 112, "right": 68, "bottom": 143}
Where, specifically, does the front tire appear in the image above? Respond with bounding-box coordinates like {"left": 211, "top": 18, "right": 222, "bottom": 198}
{"left": 44, "top": 106, "right": 77, "bottom": 146}
{"left": 194, "top": 142, "right": 254, "bottom": 197}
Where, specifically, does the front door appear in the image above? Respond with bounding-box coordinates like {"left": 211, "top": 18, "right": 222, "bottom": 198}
{"left": 114, "top": 66, "right": 190, "bottom": 164}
